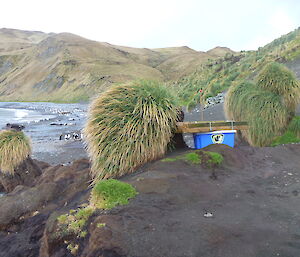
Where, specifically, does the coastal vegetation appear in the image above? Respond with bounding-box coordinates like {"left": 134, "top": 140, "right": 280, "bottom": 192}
{"left": 56, "top": 179, "right": 137, "bottom": 255}
{"left": 162, "top": 150, "right": 223, "bottom": 168}
{"left": 271, "top": 116, "right": 300, "bottom": 146}
{"left": 56, "top": 206, "right": 93, "bottom": 238}
{"left": 225, "top": 62, "right": 300, "bottom": 146}
{"left": 0, "top": 130, "right": 31, "bottom": 174}
{"left": 0, "top": 29, "right": 232, "bottom": 103}
{"left": 1, "top": 25, "right": 300, "bottom": 257}
{"left": 174, "top": 27, "right": 300, "bottom": 108}
{"left": 90, "top": 179, "right": 137, "bottom": 209}
{"left": 84, "top": 80, "right": 179, "bottom": 182}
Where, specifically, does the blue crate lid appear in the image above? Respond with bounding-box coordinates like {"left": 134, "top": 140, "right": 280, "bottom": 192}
{"left": 194, "top": 130, "right": 237, "bottom": 135}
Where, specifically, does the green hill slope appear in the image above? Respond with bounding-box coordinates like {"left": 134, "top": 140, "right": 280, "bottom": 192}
{"left": 174, "top": 27, "right": 300, "bottom": 107}
{"left": 0, "top": 29, "right": 233, "bottom": 102}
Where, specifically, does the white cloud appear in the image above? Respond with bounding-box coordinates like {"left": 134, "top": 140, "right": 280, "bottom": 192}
{"left": 0, "top": 0, "right": 182, "bottom": 46}
{"left": 268, "top": 8, "right": 297, "bottom": 35}
{"left": 242, "top": 8, "right": 298, "bottom": 50}
{"left": 243, "top": 35, "right": 276, "bottom": 51}
{"left": 0, "top": 0, "right": 299, "bottom": 50}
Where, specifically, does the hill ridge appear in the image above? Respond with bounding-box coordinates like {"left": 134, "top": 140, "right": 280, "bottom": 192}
{"left": 0, "top": 28, "right": 234, "bottom": 102}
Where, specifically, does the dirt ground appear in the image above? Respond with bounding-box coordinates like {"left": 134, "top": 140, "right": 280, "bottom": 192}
{"left": 1, "top": 144, "right": 300, "bottom": 257}
{"left": 105, "top": 144, "right": 300, "bottom": 257}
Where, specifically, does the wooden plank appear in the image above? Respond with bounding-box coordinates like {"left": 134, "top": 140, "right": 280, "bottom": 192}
{"left": 175, "top": 121, "right": 248, "bottom": 133}
{"left": 177, "top": 121, "right": 247, "bottom": 128}
{"left": 176, "top": 125, "right": 248, "bottom": 133}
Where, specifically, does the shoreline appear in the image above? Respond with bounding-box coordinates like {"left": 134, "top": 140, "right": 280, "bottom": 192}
{"left": 0, "top": 102, "right": 88, "bottom": 165}
{"left": 0, "top": 101, "right": 226, "bottom": 165}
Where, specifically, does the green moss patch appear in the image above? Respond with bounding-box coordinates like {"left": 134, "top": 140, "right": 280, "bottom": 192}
{"left": 55, "top": 179, "right": 138, "bottom": 255}
{"left": 90, "top": 179, "right": 138, "bottom": 210}
{"left": 56, "top": 207, "right": 93, "bottom": 238}
{"left": 183, "top": 152, "right": 201, "bottom": 164}
{"left": 56, "top": 206, "right": 94, "bottom": 255}
{"left": 161, "top": 150, "right": 223, "bottom": 168}
{"left": 206, "top": 151, "right": 224, "bottom": 166}
{"left": 161, "top": 157, "right": 177, "bottom": 162}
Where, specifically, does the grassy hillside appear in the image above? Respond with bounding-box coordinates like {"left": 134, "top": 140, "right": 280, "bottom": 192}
{"left": 0, "top": 29, "right": 233, "bottom": 102}
{"left": 175, "top": 27, "right": 300, "bottom": 108}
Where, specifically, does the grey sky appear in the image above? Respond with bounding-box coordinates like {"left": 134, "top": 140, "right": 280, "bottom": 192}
{"left": 1, "top": 0, "right": 299, "bottom": 51}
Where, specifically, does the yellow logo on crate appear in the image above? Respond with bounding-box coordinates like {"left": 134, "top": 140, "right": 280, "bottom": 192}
{"left": 211, "top": 134, "right": 224, "bottom": 144}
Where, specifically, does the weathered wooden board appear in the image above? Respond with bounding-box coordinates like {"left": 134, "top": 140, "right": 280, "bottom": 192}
{"left": 176, "top": 121, "right": 248, "bottom": 133}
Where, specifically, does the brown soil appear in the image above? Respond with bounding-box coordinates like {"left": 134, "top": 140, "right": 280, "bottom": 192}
{"left": 1, "top": 144, "right": 300, "bottom": 257}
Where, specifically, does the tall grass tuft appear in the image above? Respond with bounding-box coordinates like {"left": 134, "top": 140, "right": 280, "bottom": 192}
{"left": 84, "top": 80, "right": 179, "bottom": 182}
{"left": 226, "top": 62, "right": 300, "bottom": 146}
{"left": 225, "top": 82, "right": 289, "bottom": 146}
{"left": 257, "top": 62, "right": 300, "bottom": 110}
{"left": 0, "top": 130, "right": 32, "bottom": 175}
{"left": 288, "top": 116, "right": 300, "bottom": 137}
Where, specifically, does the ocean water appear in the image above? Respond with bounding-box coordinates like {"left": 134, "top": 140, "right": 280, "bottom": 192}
{"left": 0, "top": 108, "right": 55, "bottom": 128}
{"left": 0, "top": 102, "right": 88, "bottom": 165}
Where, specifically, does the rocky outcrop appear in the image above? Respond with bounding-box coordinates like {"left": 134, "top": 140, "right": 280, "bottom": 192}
{"left": 0, "top": 159, "right": 90, "bottom": 257}
{"left": 0, "top": 182, "right": 60, "bottom": 230}
{"left": 0, "top": 157, "right": 42, "bottom": 192}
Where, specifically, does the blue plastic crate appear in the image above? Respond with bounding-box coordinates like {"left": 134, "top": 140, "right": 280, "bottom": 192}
{"left": 193, "top": 130, "right": 236, "bottom": 149}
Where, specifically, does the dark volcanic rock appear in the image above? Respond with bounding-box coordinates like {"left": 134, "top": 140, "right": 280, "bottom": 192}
{"left": 5, "top": 123, "right": 25, "bottom": 131}
{"left": 0, "top": 157, "right": 42, "bottom": 193}
{"left": 80, "top": 215, "right": 128, "bottom": 257}
{"left": 0, "top": 182, "right": 60, "bottom": 230}
{"left": 0, "top": 159, "right": 91, "bottom": 257}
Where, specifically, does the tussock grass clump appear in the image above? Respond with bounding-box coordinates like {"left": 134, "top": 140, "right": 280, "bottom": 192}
{"left": 225, "top": 63, "right": 300, "bottom": 146}
{"left": 0, "top": 130, "right": 31, "bottom": 174}
{"left": 257, "top": 62, "right": 300, "bottom": 109}
{"left": 288, "top": 116, "right": 300, "bottom": 137}
{"left": 225, "top": 82, "right": 289, "bottom": 146}
{"left": 90, "top": 179, "right": 137, "bottom": 209}
{"left": 84, "top": 80, "right": 179, "bottom": 181}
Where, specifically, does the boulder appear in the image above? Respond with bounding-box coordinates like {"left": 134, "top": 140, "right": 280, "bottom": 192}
{"left": 0, "top": 157, "right": 42, "bottom": 193}
{"left": 0, "top": 182, "right": 60, "bottom": 230}
{"left": 0, "top": 158, "right": 91, "bottom": 256}
{"left": 5, "top": 123, "right": 25, "bottom": 131}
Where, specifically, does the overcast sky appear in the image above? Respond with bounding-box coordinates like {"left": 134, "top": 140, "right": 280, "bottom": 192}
{"left": 1, "top": 0, "right": 300, "bottom": 51}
